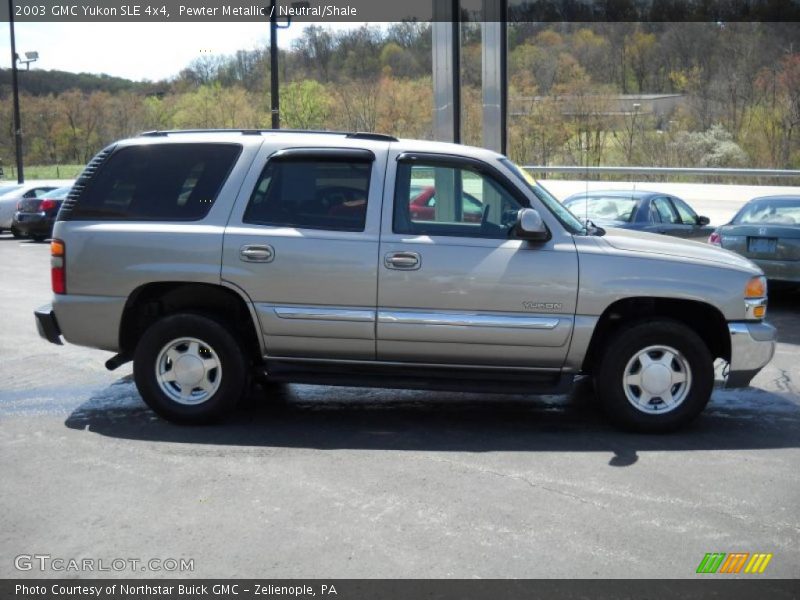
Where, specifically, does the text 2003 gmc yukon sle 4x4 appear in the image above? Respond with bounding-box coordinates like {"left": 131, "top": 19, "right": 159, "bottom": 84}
{"left": 34, "top": 130, "right": 776, "bottom": 431}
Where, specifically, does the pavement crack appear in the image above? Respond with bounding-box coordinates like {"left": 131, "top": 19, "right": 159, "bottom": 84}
{"left": 774, "top": 369, "right": 795, "bottom": 394}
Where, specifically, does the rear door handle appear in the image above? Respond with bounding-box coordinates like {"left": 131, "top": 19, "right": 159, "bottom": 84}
{"left": 384, "top": 251, "right": 421, "bottom": 270}
{"left": 240, "top": 244, "right": 274, "bottom": 263}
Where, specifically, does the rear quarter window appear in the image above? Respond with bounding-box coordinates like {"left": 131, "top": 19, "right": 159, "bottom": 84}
{"left": 69, "top": 143, "right": 241, "bottom": 221}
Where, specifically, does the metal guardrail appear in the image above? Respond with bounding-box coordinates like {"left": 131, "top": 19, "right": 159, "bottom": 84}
{"left": 521, "top": 166, "right": 800, "bottom": 180}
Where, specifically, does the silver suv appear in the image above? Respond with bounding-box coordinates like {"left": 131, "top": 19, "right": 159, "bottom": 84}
{"left": 34, "top": 130, "right": 776, "bottom": 431}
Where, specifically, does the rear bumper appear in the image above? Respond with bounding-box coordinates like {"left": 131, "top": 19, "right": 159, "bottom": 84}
{"left": 13, "top": 212, "right": 53, "bottom": 236}
{"left": 750, "top": 258, "right": 800, "bottom": 284}
{"left": 725, "top": 321, "right": 776, "bottom": 388}
{"left": 34, "top": 304, "right": 63, "bottom": 345}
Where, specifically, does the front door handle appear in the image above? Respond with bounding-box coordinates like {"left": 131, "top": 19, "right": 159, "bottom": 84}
{"left": 240, "top": 244, "right": 274, "bottom": 263}
{"left": 384, "top": 251, "right": 421, "bottom": 270}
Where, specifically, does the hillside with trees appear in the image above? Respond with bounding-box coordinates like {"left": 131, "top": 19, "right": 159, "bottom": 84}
{"left": 1, "top": 22, "right": 798, "bottom": 173}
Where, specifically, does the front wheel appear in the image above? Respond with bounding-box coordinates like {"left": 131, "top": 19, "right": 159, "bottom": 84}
{"left": 595, "top": 319, "right": 714, "bottom": 432}
{"left": 133, "top": 313, "right": 248, "bottom": 424}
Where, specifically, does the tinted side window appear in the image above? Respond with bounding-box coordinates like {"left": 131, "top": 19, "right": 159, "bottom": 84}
{"left": 71, "top": 143, "right": 241, "bottom": 221}
{"left": 671, "top": 197, "right": 698, "bottom": 224}
{"left": 653, "top": 197, "right": 679, "bottom": 224}
{"left": 394, "top": 162, "right": 523, "bottom": 239}
{"left": 243, "top": 159, "right": 371, "bottom": 232}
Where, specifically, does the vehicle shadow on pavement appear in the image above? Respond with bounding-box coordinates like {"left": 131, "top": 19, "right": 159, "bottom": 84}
{"left": 768, "top": 288, "right": 800, "bottom": 346}
{"left": 64, "top": 376, "right": 800, "bottom": 467}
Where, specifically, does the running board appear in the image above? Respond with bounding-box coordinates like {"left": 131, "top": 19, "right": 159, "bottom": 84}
{"left": 263, "top": 360, "right": 573, "bottom": 395}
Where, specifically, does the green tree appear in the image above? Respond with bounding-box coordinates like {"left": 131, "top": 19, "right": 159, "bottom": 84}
{"left": 281, "top": 81, "right": 330, "bottom": 129}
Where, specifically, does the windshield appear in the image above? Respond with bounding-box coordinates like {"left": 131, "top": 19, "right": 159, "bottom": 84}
{"left": 499, "top": 158, "right": 585, "bottom": 234}
{"left": 564, "top": 196, "right": 640, "bottom": 223}
{"left": 733, "top": 198, "right": 800, "bottom": 226}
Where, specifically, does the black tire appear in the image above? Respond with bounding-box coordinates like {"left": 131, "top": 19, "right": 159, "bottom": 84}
{"left": 133, "top": 313, "right": 248, "bottom": 424}
{"left": 11, "top": 226, "right": 23, "bottom": 239}
{"left": 595, "top": 319, "right": 714, "bottom": 432}
{"left": 31, "top": 235, "right": 47, "bottom": 242}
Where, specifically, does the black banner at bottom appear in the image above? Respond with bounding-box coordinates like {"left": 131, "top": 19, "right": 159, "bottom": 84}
{"left": 2, "top": 579, "right": 800, "bottom": 600}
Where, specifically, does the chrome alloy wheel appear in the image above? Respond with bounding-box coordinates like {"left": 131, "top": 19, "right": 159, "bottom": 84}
{"left": 622, "top": 345, "right": 692, "bottom": 414}
{"left": 155, "top": 337, "right": 222, "bottom": 405}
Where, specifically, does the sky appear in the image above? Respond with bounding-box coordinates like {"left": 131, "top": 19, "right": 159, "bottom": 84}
{"left": 0, "top": 22, "right": 371, "bottom": 81}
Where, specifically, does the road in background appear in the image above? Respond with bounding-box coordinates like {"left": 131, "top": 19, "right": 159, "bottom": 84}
{"left": 0, "top": 235, "right": 798, "bottom": 578}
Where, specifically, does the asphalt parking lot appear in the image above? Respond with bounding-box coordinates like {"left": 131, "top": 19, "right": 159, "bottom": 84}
{"left": 0, "top": 233, "right": 798, "bottom": 579}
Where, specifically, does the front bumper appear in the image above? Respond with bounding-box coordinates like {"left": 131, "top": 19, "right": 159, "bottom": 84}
{"left": 34, "top": 304, "right": 63, "bottom": 345}
{"left": 725, "top": 321, "right": 776, "bottom": 388}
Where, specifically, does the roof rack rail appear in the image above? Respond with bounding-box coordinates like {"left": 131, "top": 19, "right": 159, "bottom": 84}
{"left": 138, "top": 129, "right": 399, "bottom": 141}
{"left": 139, "top": 128, "right": 345, "bottom": 137}
{"left": 346, "top": 132, "right": 399, "bottom": 142}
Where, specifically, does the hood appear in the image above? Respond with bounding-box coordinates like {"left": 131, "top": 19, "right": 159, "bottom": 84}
{"left": 599, "top": 226, "right": 760, "bottom": 273}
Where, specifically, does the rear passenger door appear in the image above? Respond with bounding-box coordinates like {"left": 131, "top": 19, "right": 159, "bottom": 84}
{"left": 222, "top": 147, "right": 385, "bottom": 361}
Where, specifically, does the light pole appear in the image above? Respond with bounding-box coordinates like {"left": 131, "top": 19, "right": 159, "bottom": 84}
{"left": 8, "top": 0, "right": 24, "bottom": 183}
{"left": 269, "top": 0, "right": 280, "bottom": 129}
{"left": 268, "top": 1, "right": 308, "bottom": 129}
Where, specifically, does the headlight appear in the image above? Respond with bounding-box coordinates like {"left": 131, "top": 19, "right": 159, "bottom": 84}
{"left": 744, "top": 276, "right": 767, "bottom": 320}
{"left": 745, "top": 275, "right": 767, "bottom": 299}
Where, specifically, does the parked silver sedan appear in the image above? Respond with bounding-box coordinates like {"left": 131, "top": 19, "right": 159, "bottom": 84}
{"left": 709, "top": 195, "right": 800, "bottom": 286}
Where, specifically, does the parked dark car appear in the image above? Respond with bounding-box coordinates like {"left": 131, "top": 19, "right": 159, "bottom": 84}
{"left": 562, "top": 190, "right": 713, "bottom": 240}
{"left": 12, "top": 186, "right": 72, "bottom": 241}
{"left": 708, "top": 195, "right": 800, "bottom": 287}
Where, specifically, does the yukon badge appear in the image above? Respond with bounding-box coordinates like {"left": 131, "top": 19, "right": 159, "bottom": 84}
{"left": 522, "top": 301, "right": 563, "bottom": 312}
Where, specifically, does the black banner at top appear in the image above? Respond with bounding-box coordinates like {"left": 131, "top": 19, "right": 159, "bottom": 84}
{"left": 1, "top": 0, "right": 800, "bottom": 22}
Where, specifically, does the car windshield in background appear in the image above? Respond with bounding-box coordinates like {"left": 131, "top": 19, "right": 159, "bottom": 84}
{"left": 499, "top": 158, "right": 585, "bottom": 234}
{"left": 734, "top": 199, "right": 800, "bottom": 226}
{"left": 565, "top": 196, "right": 640, "bottom": 223}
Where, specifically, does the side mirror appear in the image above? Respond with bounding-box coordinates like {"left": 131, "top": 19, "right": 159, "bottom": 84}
{"left": 513, "top": 208, "right": 549, "bottom": 242}
{"left": 696, "top": 215, "right": 710, "bottom": 226}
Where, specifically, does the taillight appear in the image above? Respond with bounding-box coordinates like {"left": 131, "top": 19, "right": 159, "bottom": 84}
{"left": 16, "top": 201, "right": 24, "bottom": 211}
{"left": 708, "top": 231, "right": 721, "bottom": 246}
{"left": 51, "top": 239, "right": 66, "bottom": 294}
{"left": 40, "top": 199, "right": 57, "bottom": 212}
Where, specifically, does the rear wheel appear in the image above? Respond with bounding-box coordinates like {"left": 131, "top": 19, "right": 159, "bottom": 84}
{"left": 11, "top": 226, "right": 23, "bottom": 239}
{"left": 595, "top": 319, "right": 714, "bottom": 432}
{"left": 133, "top": 313, "right": 248, "bottom": 424}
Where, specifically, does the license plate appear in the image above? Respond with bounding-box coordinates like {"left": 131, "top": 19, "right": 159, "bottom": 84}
{"left": 748, "top": 237, "right": 777, "bottom": 254}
